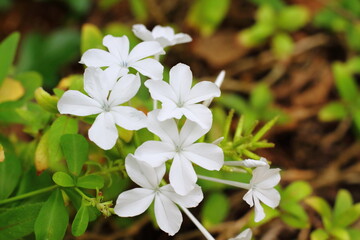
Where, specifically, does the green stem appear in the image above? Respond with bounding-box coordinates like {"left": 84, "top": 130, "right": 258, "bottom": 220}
{"left": 74, "top": 187, "right": 93, "bottom": 202}
{"left": 0, "top": 185, "right": 58, "bottom": 205}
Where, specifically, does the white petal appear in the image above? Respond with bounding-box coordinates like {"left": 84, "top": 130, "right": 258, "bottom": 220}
{"left": 157, "top": 103, "right": 183, "bottom": 121}
{"left": 152, "top": 26, "right": 175, "bottom": 40}
{"left": 231, "top": 229, "right": 253, "bottom": 240}
{"left": 154, "top": 37, "right": 172, "bottom": 48}
{"left": 182, "top": 143, "right": 224, "bottom": 170}
{"left": 243, "top": 189, "right": 254, "bottom": 207}
{"left": 103, "top": 66, "right": 128, "bottom": 91}
{"left": 103, "top": 35, "right": 129, "bottom": 62}
{"left": 253, "top": 197, "right": 265, "bottom": 222}
{"left": 174, "top": 33, "right": 192, "bottom": 44}
{"left": 252, "top": 167, "right": 281, "bottom": 188}
{"left": 125, "top": 154, "right": 165, "bottom": 189}
{"left": 169, "top": 154, "right": 197, "bottom": 196}
{"left": 109, "top": 74, "right": 141, "bottom": 106}
{"left": 130, "top": 58, "right": 164, "bottom": 80}
{"left": 254, "top": 188, "right": 280, "bottom": 208}
{"left": 57, "top": 90, "right": 102, "bottom": 116}
{"left": 187, "top": 81, "right": 220, "bottom": 104}
{"left": 88, "top": 112, "right": 118, "bottom": 150}
{"left": 80, "top": 49, "right": 118, "bottom": 67}
{"left": 83, "top": 67, "right": 108, "bottom": 102}
{"left": 114, "top": 188, "right": 155, "bottom": 217}
{"left": 225, "top": 159, "right": 268, "bottom": 168}
{"left": 169, "top": 63, "right": 192, "bottom": 103}
{"left": 111, "top": 106, "right": 147, "bottom": 130}
{"left": 182, "top": 104, "right": 213, "bottom": 129}
{"left": 132, "top": 24, "right": 154, "bottom": 41}
{"left": 145, "top": 79, "right": 177, "bottom": 104}
{"left": 127, "top": 41, "right": 163, "bottom": 63}
{"left": 147, "top": 110, "right": 179, "bottom": 143}
{"left": 160, "top": 184, "right": 203, "bottom": 208}
{"left": 179, "top": 119, "right": 209, "bottom": 146}
{"left": 154, "top": 193, "right": 182, "bottom": 236}
{"left": 135, "top": 141, "right": 175, "bottom": 167}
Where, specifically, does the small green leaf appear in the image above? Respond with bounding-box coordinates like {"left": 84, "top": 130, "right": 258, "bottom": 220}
{"left": 81, "top": 24, "right": 104, "bottom": 54}
{"left": 0, "top": 203, "right": 43, "bottom": 240}
{"left": 34, "top": 87, "right": 59, "bottom": 113}
{"left": 60, "top": 134, "right": 89, "bottom": 176}
{"left": 334, "top": 189, "right": 353, "bottom": 218}
{"left": 311, "top": 229, "right": 329, "bottom": 240}
{"left": 333, "top": 62, "right": 358, "bottom": 102}
{"left": 305, "top": 196, "right": 332, "bottom": 230}
{"left": 281, "top": 181, "right": 312, "bottom": 202}
{"left": 330, "top": 228, "right": 350, "bottom": 240}
{"left": 250, "top": 83, "right": 273, "bottom": 110}
{"left": 280, "top": 202, "right": 309, "bottom": 229}
{"left": 348, "top": 229, "right": 360, "bottom": 240}
{"left": 72, "top": 205, "right": 89, "bottom": 236}
{"left": 318, "top": 101, "right": 347, "bottom": 122}
{"left": 0, "top": 32, "right": 20, "bottom": 86}
{"left": 0, "top": 151, "right": 21, "bottom": 200}
{"left": 52, "top": 172, "right": 75, "bottom": 187}
{"left": 201, "top": 192, "right": 230, "bottom": 228}
{"left": 76, "top": 175, "right": 104, "bottom": 189}
{"left": 34, "top": 189, "right": 69, "bottom": 240}
{"left": 271, "top": 32, "right": 294, "bottom": 59}
{"left": 333, "top": 203, "right": 360, "bottom": 228}
{"left": 277, "top": 6, "right": 309, "bottom": 32}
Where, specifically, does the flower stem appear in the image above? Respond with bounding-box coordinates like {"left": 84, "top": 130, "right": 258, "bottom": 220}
{"left": 197, "top": 174, "right": 250, "bottom": 189}
{"left": 179, "top": 205, "right": 215, "bottom": 240}
{"left": 0, "top": 185, "right": 58, "bottom": 205}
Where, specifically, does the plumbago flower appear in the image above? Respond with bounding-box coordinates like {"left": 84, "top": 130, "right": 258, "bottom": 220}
{"left": 132, "top": 24, "right": 192, "bottom": 48}
{"left": 243, "top": 160, "right": 281, "bottom": 222}
{"left": 145, "top": 63, "right": 221, "bottom": 129}
{"left": 198, "top": 158, "right": 280, "bottom": 222}
{"left": 80, "top": 35, "right": 165, "bottom": 87}
{"left": 57, "top": 67, "right": 146, "bottom": 150}
{"left": 114, "top": 154, "right": 203, "bottom": 236}
{"left": 135, "top": 110, "right": 224, "bottom": 196}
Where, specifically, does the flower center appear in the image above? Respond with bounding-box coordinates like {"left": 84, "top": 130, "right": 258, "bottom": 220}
{"left": 102, "top": 103, "right": 111, "bottom": 112}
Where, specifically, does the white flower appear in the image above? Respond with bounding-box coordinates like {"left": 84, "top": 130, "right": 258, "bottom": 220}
{"left": 229, "top": 228, "right": 253, "bottom": 240}
{"left": 243, "top": 162, "right": 281, "bottom": 222}
{"left": 114, "top": 154, "right": 203, "bottom": 236}
{"left": 132, "top": 24, "right": 192, "bottom": 48}
{"left": 80, "top": 35, "right": 165, "bottom": 85}
{"left": 135, "top": 110, "right": 224, "bottom": 195}
{"left": 57, "top": 67, "right": 146, "bottom": 150}
{"left": 203, "top": 70, "right": 225, "bottom": 107}
{"left": 224, "top": 157, "right": 268, "bottom": 168}
{"left": 145, "top": 63, "right": 221, "bottom": 129}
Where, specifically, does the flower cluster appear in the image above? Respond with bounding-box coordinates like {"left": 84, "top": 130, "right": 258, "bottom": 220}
{"left": 57, "top": 24, "right": 281, "bottom": 239}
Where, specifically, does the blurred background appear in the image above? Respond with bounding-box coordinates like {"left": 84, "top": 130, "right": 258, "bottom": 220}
{"left": 1, "top": 0, "right": 360, "bottom": 239}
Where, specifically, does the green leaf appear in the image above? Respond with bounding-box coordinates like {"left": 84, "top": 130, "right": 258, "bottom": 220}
{"left": 330, "top": 228, "right": 350, "bottom": 240}
{"left": 250, "top": 83, "right": 273, "bottom": 110}
{"left": 271, "top": 32, "right": 294, "bottom": 59}
{"left": 63, "top": 188, "right": 99, "bottom": 221}
{"left": 48, "top": 116, "right": 79, "bottom": 171}
{"left": 348, "top": 229, "right": 360, "bottom": 240}
{"left": 311, "top": 229, "right": 329, "bottom": 240}
{"left": 52, "top": 172, "right": 75, "bottom": 187}
{"left": 238, "top": 23, "right": 274, "bottom": 47}
{"left": 201, "top": 192, "right": 230, "bottom": 228}
{"left": 60, "top": 134, "right": 89, "bottom": 176}
{"left": 277, "top": 5, "right": 309, "bottom": 32}
{"left": 76, "top": 175, "right": 104, "bottom": 189}
{"left": 129, "top": 0, "right": 148, "bottom": 22}
{"left": 334, "top": 189, "right": 353, "bottom": 218}
{"left": 333, "top": 203, "right": 360, "bottom": 228}
{"left": 0, "top": 32, "right": 20, "bottom": 86}
{"left": 333, "top": 62, "right": 358, "bottom": 103}
{"left": 0, "top": 151, "right": 21, "bottom": 200}
{"left": 280, "top": 202, "right": 309, "bottom": 228}
{"left": 81, "top": 24, "right": 104, "bottom": 54}
{"left": 281, "top": 181, "right": 312, "bottom": 202}
{"left": 0, "top": 203, "right": 43, "bottom": 240}
{"left": 34, "top": 87, "right": 59, "bottom": 113}
{"left": 34, "top": 189, "right": 69, "bottom": 240}
{"left": 72, "top": 205, "right": 89, "bottom": 236}
{"left": 187, "top": 0, "right": 230, "bottom": 36}
{"left": 318, "top": 101, "right": 347, "bottom": 122}
{"left": 305, "top": 196, "right": 332, "bottom": 230}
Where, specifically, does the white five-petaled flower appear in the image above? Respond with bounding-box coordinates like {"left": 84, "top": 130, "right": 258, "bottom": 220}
{"left": 57, "top": 67, "right": 146, "bottom": 150}
{"left": 229, "top": 228, "right": 253, "bottom": 240}
{"left": 243, "top": 161, "right": 281, "bottom": 222}
{"left": 132, "top": 24, "right": 192, "bottom": 49}
{"left": 80, "top": 35, "right": 165, "bottom": 87}
{"left": 135, "top": 110, "right": 224, "bottom": 196}
{"left": 114, "top": 154, "right": 203, "bottom": 236}
{"left": 145, "top": 63, "right": 221, "bottom": 129}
